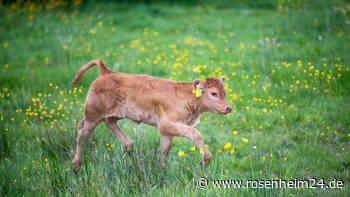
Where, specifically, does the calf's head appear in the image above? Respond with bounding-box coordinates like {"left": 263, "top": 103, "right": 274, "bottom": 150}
{"left": 194, "top": 77, "right": 232, "bottom": 114}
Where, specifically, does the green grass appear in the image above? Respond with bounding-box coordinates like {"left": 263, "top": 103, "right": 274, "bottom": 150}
{"left": 1, "top": 0, "right": 350, "bottom": 196}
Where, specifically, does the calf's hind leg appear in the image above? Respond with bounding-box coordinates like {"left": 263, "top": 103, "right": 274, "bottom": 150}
{"left": 72, "top": 119, "right": 98, "bottom": 172}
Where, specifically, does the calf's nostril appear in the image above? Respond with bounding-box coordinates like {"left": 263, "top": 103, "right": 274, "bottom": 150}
{"left": 225, "top": 106, "right": 232, "bottom": 113}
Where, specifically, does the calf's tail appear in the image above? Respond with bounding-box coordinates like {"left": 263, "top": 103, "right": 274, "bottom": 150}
{"left": 72, "top": 59, "right": 111, "bottom": 85}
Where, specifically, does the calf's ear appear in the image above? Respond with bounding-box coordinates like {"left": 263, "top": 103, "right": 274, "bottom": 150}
{"left": 218, "top": 76, "right": 226, "bottom": 84}
{"left": 193, "top": 79, "right": 205, "bottom": 89}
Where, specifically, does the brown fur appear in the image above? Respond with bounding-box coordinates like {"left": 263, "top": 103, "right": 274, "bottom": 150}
{"left": 71, "top": 59, "right": 232, "bottom": 172}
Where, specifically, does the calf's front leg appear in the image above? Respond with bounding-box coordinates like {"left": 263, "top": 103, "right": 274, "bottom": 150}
{"left": 158, "top": 121, "right": 212, "bottom": 168}
{"left": 160, "top": 135, "right": 173, "bottom": 169}
{"left": 104, "top": 118, "right": 134, "bottom": 152}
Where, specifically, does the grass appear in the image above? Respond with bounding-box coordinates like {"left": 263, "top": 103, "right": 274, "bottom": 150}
{"left": 1, "top": 0, "right": 350, "bottom": 196}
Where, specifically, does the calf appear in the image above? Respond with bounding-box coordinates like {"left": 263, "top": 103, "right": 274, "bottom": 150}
{"left": 71, "top": 59, "right": 232, "bottom": 172}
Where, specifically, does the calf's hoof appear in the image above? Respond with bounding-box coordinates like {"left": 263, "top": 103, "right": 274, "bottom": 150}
{"left": 203, "top": 152, "right": 213, "bottom": 167}
{"left": 125, "top": 142, "right": 134, "bottom": 153}
{"left": 72, "top": 161, "right": 81, "bottom": 173}
{"left": 159, "top": 161, "right": 167, "bottom": 169}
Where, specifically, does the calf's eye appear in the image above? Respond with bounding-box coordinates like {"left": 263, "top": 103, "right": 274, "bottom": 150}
{"left": 211, "top": 92, "right": 218, "bottom": 97}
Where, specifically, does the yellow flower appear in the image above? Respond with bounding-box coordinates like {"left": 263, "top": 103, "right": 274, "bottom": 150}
{"left": 190, "top": 146, "right": 196, "bottom": 151}
{"left": 193, "top": 86, "right": 202, "bottom": 97}
{"left": 262, "top": 156, "right": 266, "bottom": 160}
{"left": 199, "top": 149, "right": 204, "bottom": 154}
{"left": 263, "top": 108, "right": 267, "bottom": 113}
{"left": 178, "top": 151, "right": 184, "bottom": 157}
{"left": 240, "top": 42, "right": 245, "bottom": 49}
{"left": 283, "top": 157, "right": 287, "bottom": 161}
{"left": 230, "top": 148, "right": 235, "bottom": 154}
{"left": 224, "top": 142, "right": 232, "bottom": 149}
{"left": 347, "top": 133, "right": 350, "bottom": 137}
{"left": 3, "top": 42, "right": 8, "bottom": 48}
{"left": 242, "top": 138, "right": 248, "bottom": 143}
{"left": 98, "top": 21, "right": 103, "bottom": 27}
{"left": 232, "top": 130, "right": 238, "bottom": 135}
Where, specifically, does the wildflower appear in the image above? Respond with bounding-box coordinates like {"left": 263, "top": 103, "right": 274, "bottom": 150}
{"left": 242, "top": 138, "right": 248, "bottom": 143}
{"left": 224, "top": 142, "right": 232, "bottom": 149}
{"left": 3, "top": 42, "right": 8, "bottom": 48}
{"left": 232, "top": 130, "right": 238, "bottom": 135}
{"left": 230, "top": 148, "right": 235, "bottom": 154}
{"left": 178, "top": 151, "right": 184, "bottom": 157}
{"left": 240, "top": 42, "right": 245, "bottom": 49}
{"left": 190, "top": 146, "right": 196, "bottom": 151}
{"left": 192, "top": 86, "right": 202, "bottom": 97}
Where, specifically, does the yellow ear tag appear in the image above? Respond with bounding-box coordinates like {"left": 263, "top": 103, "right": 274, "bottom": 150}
{"left": 193, "top": 85, "right": 202, "bottom": 97}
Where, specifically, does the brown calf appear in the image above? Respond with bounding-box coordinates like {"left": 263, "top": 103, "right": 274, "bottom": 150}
{"left": 72, "top": 59, "right": 232, "bottom": 172}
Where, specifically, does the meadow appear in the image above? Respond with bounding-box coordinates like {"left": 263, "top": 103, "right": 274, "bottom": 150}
{"left": 0, "top": 0, "right": 350, "bottom": 196}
